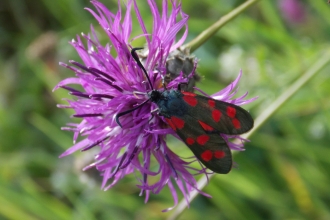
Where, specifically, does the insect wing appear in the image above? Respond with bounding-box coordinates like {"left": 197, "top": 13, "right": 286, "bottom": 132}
{"left": 165, "top": 115, "right": 232, "bottom": 174}
{"left": 181, "top": 91, "right": 253, "bottom": 135}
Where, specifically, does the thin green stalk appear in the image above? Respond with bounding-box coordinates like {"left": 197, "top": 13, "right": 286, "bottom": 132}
{"left": 167, "top": 50, "right": 330, "bottom": 220}
{"left": 250, "top": 51, "right": 330, "bottom": 134}
{"left": 181, "top": 0, "right": 261, "bottom": 52}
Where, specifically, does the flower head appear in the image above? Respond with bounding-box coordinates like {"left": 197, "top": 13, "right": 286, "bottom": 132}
{"left": 54, "top": 0, "right": 256, "bottom": 211}
{"left": 279, "top": 0, "right": 306, "bottom": 25}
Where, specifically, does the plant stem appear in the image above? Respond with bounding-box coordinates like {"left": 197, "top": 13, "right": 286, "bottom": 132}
{"left": 181, "top": 0, "right": 261, "bottom": 52}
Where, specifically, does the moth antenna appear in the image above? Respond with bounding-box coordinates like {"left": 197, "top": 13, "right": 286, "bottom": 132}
{"left": 115, "top": 98, "right": 150, "bottom": 127}
{"left": 131, "top": 48, "right": 154, "bottom": 90}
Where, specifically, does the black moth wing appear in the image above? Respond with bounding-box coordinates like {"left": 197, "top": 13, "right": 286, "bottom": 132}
{"left": 183, "top": 92, "right": 254, "bottom": 135}
{"left": 165, "top": 114, "right": 232, "bottom": 174}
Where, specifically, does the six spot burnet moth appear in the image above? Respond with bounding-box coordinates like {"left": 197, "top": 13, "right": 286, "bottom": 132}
{"left": 116, "top": 48, "right": 254, "bottom": 174}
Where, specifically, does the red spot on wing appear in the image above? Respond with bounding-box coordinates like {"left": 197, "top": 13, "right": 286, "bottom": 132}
{"left": 226, "top": 106, "right": 236, "bottom": 118}
{"left": 232, "top": 118, "right": 241, "bottom": 129}
{"left": 214, "top": 150, "right": 225, "bottom": 159}
{"left": 165, "top": 118, "right": 176, "bottom": 131}
{"left": 212, "top": 109, "right": 221, "bottom": 122}
{"left": 181, "top": 91, "right": 196, "bottom": 97}
{"left": 201, "top": 150, "right": 213, "bottom": 161}
{"left": 198, "top": 120, "right": 214, "bottom": 132}
{"left": 171, "top": 116, "right": 185, "bottom": 129}
{"left": 208, "top": 99, "right": 215, "bottom": 108}
{"left": 183, "top": 95, "right": 198, "bottom": 107}
{"left": 197, "top": 135, "right": 210, "bottom": 145}
{"left": 186, "top": 137, "right": 195, "bottom": 145}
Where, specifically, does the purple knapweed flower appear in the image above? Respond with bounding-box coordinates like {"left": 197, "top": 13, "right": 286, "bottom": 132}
{"left": 279, "top": 0, "right": 306, "bottom": 25}
{"left": 54, "top": 0, "right": 256, "bottom": 211}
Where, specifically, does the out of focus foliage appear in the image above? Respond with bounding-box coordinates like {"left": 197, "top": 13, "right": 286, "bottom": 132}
{"left": 0, "top": 0, "right": 329, "bottom": 219}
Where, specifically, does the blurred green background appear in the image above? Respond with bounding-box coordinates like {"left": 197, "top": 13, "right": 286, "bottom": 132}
{"left": 1, "top": 0, "right": 330, "bottom": 219}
